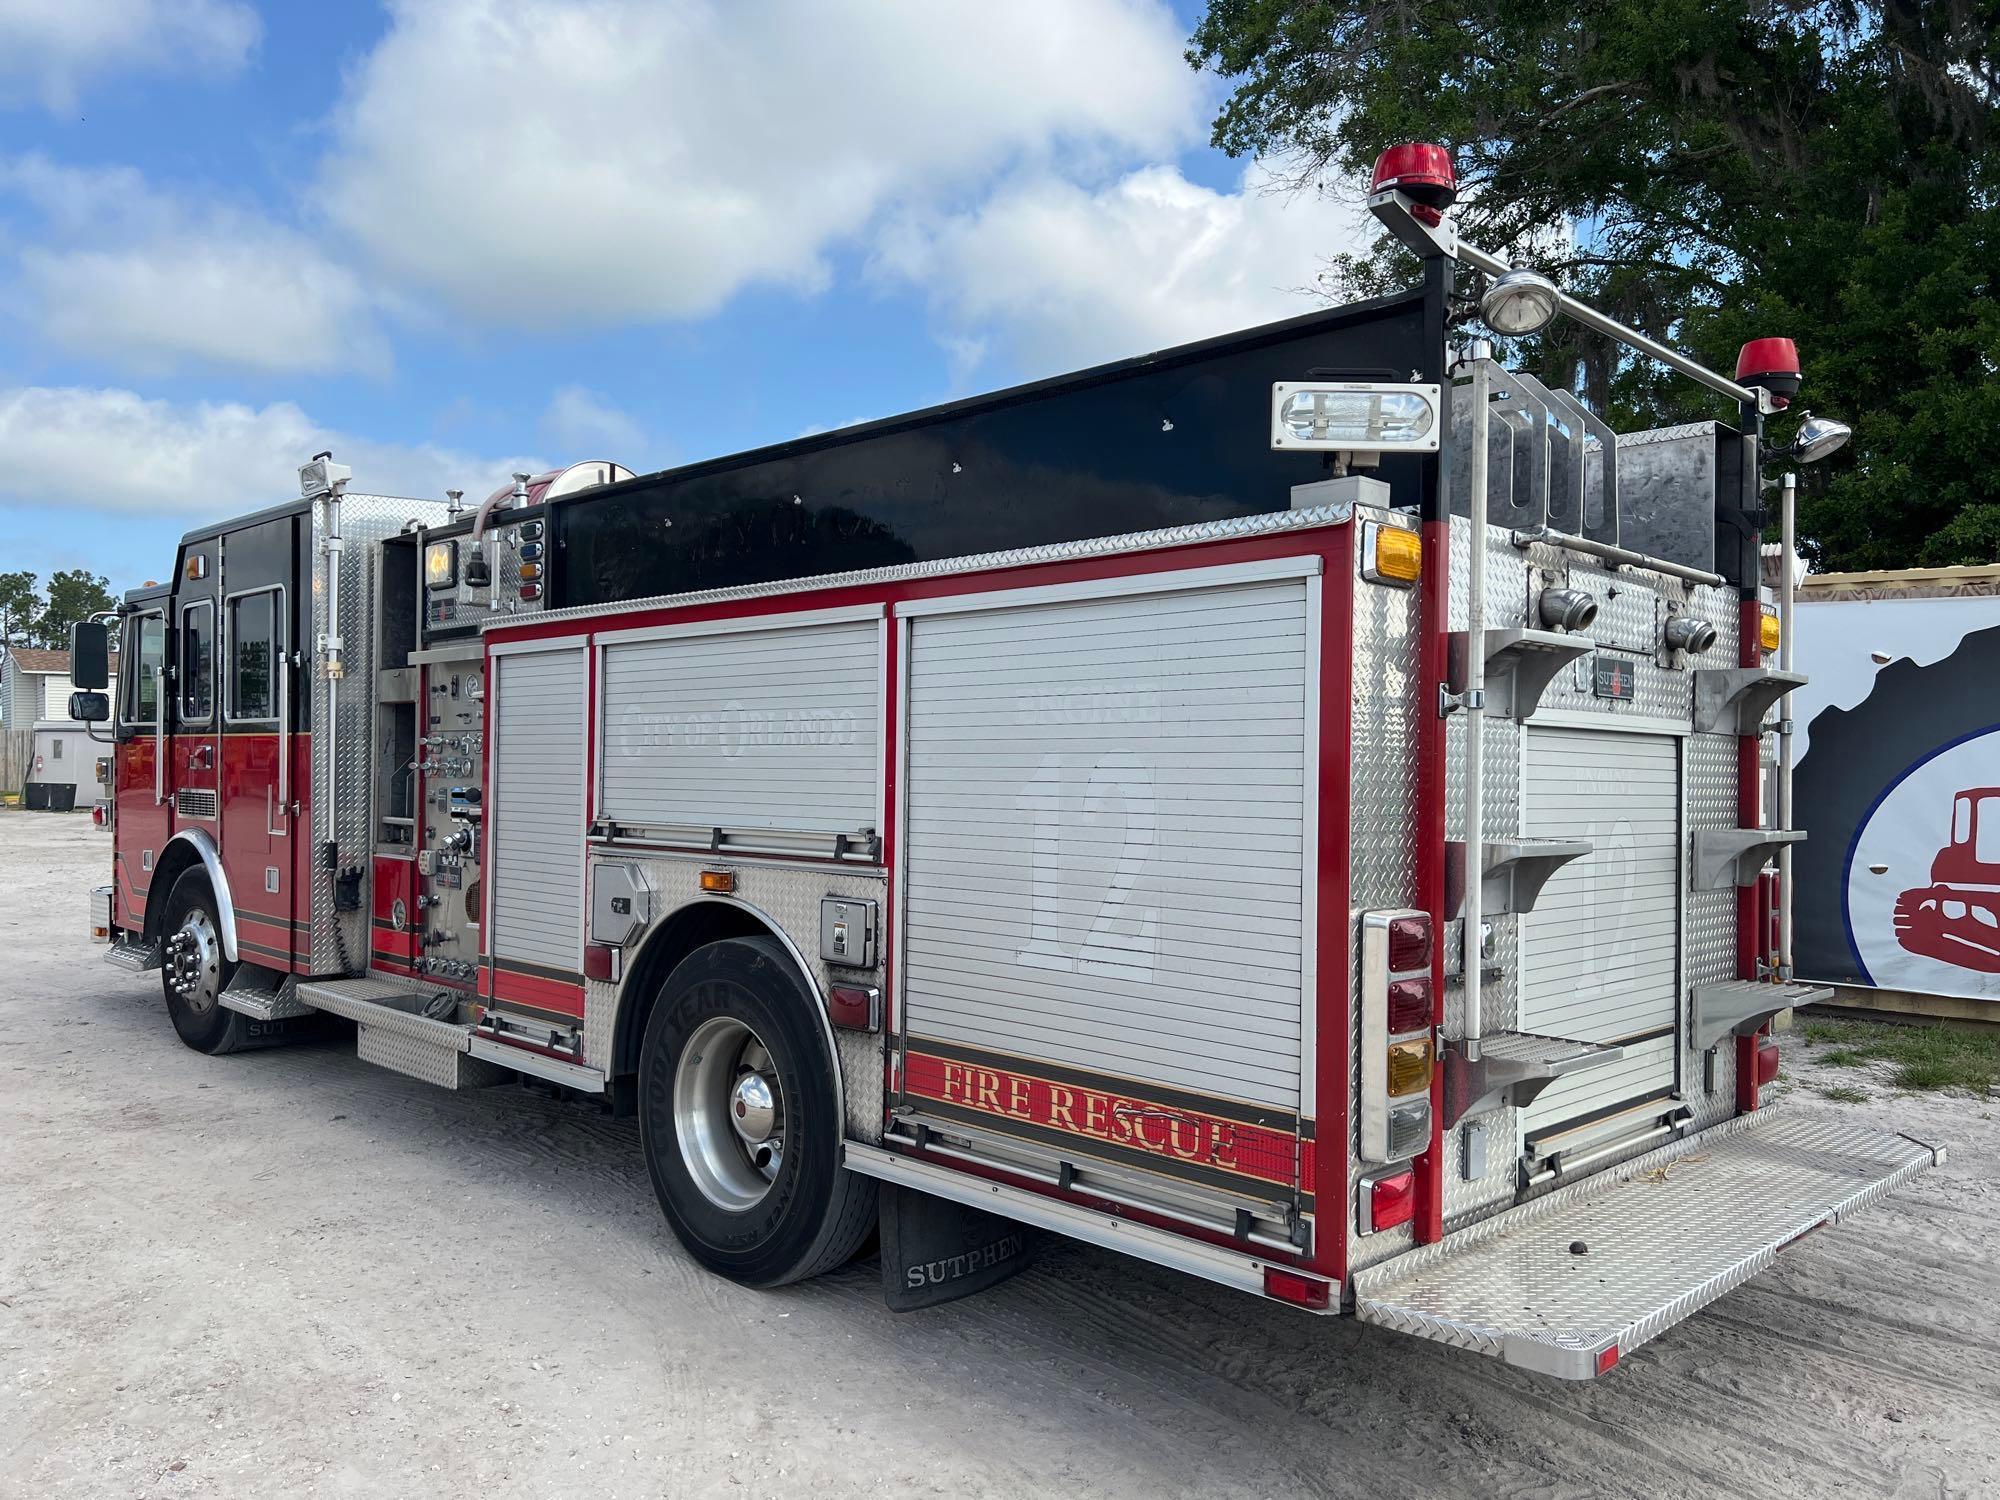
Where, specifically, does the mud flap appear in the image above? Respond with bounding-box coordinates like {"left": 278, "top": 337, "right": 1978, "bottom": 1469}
{"left": 878, "top": 1182, "right": 1038, "bottom": 1311}
{"left": 234, "top": 1016, "right": 314, "bottom": 1050}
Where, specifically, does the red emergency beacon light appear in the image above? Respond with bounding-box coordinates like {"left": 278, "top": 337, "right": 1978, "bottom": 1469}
{"left": 1736, "top": 337, "right": 1801, "bottom": 408}
{"left": 1370, "top": 142, "right": 1457, "bottom": 225}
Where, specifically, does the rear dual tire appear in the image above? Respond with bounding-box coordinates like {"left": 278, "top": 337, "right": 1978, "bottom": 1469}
{"left": 638, "top": 936, "right": 874, "bottom": 1287}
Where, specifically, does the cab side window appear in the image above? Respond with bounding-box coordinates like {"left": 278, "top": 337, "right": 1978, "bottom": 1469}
{"left": 121, "top": 613, "right": 164, "bottom": 727}
{"left": 179, "top": 602, "right": 215, "bottom": 725}
{"left": 227, "top": 590, "right": 280, "bottom": 722}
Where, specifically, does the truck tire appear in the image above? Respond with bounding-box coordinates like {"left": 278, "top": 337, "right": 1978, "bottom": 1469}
{"left": 160, "top": 869, "right": 252, "bottom": 1056}
{"left": 638, "top": 936, "right": 873, "bottom": 1287}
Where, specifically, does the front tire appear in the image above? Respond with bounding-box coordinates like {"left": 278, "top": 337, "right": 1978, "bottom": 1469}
{"left": 160, "top": 869, "right": 251, "bottom": 1056}
{"left": 638, "top": 936, "right": 873, "bottom": 1287}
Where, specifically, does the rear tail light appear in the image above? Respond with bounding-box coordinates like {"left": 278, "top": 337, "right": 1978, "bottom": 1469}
{"left": 1387, "top": 914, "right": 1431, "bottom": 973}
{"left": 582, "top": 943, "right": 619, "bottom": 982}
{"left": 827, "top": 984, "right": 881, "bottom": 1032}
{"left": 1386, "top": 1099, "right": 1431, "bottom": 1159}
{"left": 1361, "top": 1167, "right": 1416, "bottom": 1234}
{"left": 1262, "top": 1265, "right": 1333, "bottom": 1309}
{"left": 1387, "top": 977, "right": 1431, "bottom": 1033}
{"left": 1757, "top": 1039, "right": 1781, "bottom": 1087}
{"left": 91, "top": 803, "right": 108, "bottom": 829}
{"left": 1362, "top": 909, "right": 1438, "bottom": 1166}
{"left": 1386, "top": 1037, "right": 1433, "bottom": 1095}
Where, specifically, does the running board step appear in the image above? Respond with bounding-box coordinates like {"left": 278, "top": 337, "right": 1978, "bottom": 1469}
{"left": 1445, "top": 838, "right": 1593, "bottom": 918}
{"left": 1353, "top": 1112, "right": 1943, "bottom": 1380}
{"left": 1442, "top": 1031, "right": 1626, "bottom": 1127}
{"left": 1448, "top": 628, "right": 1593, "bottom": 722}
{"left": 104, "top": 938, "right": 161, "bottom": 972}
{"left": 1691, "top": 826, "right": 1805, "bottom": 889}
{"left": 219, "top": 969, "right": 315, "bottom": 1021}
{"left": 293, "top": 977, "right": 605, "bottom": 1093}
{"left": 1692, "top": 979, "right": 1833, "bottom": 1052}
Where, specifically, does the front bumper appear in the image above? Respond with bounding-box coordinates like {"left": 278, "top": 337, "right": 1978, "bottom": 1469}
{"left": 1352, "top": 1110, "right": 1943, "bottom": 1379}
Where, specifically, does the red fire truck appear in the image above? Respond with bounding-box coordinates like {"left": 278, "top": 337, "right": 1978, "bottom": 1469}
{"left": 72, "top": 144, "right": 1940, "bottom": 1378}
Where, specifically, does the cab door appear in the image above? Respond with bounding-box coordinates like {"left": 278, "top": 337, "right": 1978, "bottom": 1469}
{"left": 112, "top": 607, "right": 169, "bottom": 935}
{"left": 170, "top": 593, "right": 220, "bottom": 831}
{"left": 219, "top": 580, "right": 295, "bottom": 968}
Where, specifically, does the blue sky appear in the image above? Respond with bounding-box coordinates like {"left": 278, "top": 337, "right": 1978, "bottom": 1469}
{"left": 0, "top": 1, "right": 1372, "bottom": 597}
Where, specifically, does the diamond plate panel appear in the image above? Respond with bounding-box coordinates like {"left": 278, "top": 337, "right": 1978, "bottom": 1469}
{"left": 308, "top": 494, "right": 452, "bottom": 976}
{"left": 1353, "top": 1111, "right": 1941, "bottom": 1378}
{"left": 1346, "top": 509, "right": 1424, "bottom": 1271}
{"left": 219, "top": 971, "right": 313, "bottom": 1021}
{"left": 1432, "top": 523, "right": 1755, "bottom": 1223}
{"left": 356, "top": 1022, "right": 507, "bottom": 1089}
{"left": 586, "top": 852, "right": 889, "bottom": 1141}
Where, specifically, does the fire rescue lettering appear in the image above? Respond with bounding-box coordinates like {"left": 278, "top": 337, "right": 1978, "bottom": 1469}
{"left": 907, "top": 1052, "right": 1299, "bottom": 1189}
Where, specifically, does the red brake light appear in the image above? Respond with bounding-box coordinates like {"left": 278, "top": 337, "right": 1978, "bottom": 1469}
{"left": 827, "top": 984, "right": 880, "bottom": 1033}
{"left": 1757, "top": 1039, "right": 1781, "bottom": 1087}
{"left": 1387, "top": 914, "right": 1431, "bottom": 973}
{"left": 1387, "top": 977, "right": 1431, "bottom": 1034}
{"left": 1365, "top": 1168, "right": 1416, "bottom": 1233}
{"left": 1262, "top": 1265, "right": 1332, "bottom": 1310}
{"left": 1369, "top": 142, "right": 1458, "bottom": 210}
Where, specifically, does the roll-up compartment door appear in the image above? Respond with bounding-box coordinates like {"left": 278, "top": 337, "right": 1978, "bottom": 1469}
{"left": 1518, "top": 726, "right": 1680, "bottom": 1131}
{"left": 898, "top": 570, "right": 1315, "bottom": 1212}
{"left": 490, "top": 646, "right": 588, "bottom": 981}
{"left": 598, "top": 614, "right": 880, "bottom": 839}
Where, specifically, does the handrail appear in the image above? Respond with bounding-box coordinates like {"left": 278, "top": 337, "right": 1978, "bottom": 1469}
{"left": 1507, "top": 526, "right": 1726, "bottom": 588}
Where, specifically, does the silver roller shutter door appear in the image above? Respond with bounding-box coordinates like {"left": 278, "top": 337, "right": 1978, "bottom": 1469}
{"left": 1518, "top": 726, "right": 1680, "bottom": 1130}
{"left": 599, "top": 619, "right": 879, "bottom": 836}
{"left": 900, "top": 578, "right": 1312, "bottom": 1113}
{"left": 491, "top": 647, "right": 588, "bottom": 970}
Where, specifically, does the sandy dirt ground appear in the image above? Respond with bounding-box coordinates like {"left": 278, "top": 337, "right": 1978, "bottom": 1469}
{"left": 2, "top": 812, "right": 1995, "bottom": 1499}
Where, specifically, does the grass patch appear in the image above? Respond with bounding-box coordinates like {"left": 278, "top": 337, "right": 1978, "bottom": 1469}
{"left": 1799, "top": 1018, "right": 1998, "bottom": 1095}
{"left": 1817, "top": 1084, "right": 1869, "bottom": 1104}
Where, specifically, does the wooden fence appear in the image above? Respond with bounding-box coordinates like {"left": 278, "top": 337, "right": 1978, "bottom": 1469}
{"left": 1, "top": 728, "right": 32, "bottom": 797}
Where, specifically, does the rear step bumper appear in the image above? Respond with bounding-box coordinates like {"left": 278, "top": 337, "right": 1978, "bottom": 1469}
{"left": 1352, "top": 1111, "right": 1943, "bottom": 1379}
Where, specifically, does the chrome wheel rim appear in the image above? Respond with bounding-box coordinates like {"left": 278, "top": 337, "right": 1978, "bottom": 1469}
{"left": 165, "top": 908, "right": 221, "bottom": 1014}
{"left": 674, "top": 1015, "right": 786, "bottom": 1212}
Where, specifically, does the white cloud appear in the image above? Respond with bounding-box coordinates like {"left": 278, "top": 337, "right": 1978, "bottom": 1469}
{"left": 0, "top": 385, "right": 542, "bottom": 517}
{"left": 875, "top": 162, "right": 1379, "bottom": 377}
{"left": 319, "top": 0, "right": 1203, "bottom": 327}
{"left": 0, "top": 156, "right": 384, "bottom": 376}
{"left": 0, "top": 0, "right": 260, "bottom": 111}
{"left": 541, "top": 385, "right": 646, "bottom": 458}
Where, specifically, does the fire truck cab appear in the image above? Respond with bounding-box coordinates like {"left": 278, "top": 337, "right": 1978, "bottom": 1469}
{"left": 75, "top": 144, "right": 1941, "bottom": 1379}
